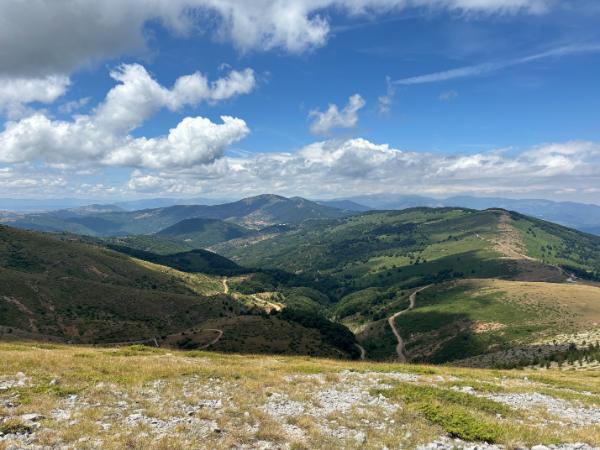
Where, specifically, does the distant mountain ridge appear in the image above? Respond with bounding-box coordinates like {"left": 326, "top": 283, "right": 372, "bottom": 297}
{"left": 1, "top": 194, "right": 350, "bottom": 237}
{"left": 0, "top": 197, "right": 232, "bottom": 213}
{"left": 316, "top": 199, "right": 371, "bottom": 212}
{"left": 335, "top": 194, "right": 600, "bottom": 236}
{"left": 3, "top": 194, "right": 599, "bottom": 237}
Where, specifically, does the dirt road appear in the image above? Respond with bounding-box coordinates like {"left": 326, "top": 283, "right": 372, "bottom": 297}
{"left": 199, "top": 329, "right": 223, "bottom": 349}
{"left": 388, "top": 285, "right": 430, "bottom": 362}
{"left": 355, "top": 343, "right": 366, "bottom": 360}
{"left": 222, "top": 278, "right": 229, "bottom": 294}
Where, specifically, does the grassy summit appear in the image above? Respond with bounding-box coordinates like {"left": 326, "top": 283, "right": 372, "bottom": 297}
{"left": 0, "top": 343, "right": 598, "bottom": 449}
{"left": 220, "top": 207, "right": 600, "bottom": 364}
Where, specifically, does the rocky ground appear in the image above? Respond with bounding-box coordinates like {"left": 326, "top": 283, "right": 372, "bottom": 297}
{"left": 1, "top": 344, "right": 599, "bottom": 449}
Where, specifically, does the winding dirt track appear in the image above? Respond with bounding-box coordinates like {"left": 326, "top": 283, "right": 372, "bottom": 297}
{"left": 222, "top": 278, "right": 230, "bottom": 294}
{"left": 105, "top": 329, "right": 223, "bottom": 349}
{"left": 388, "top": 285, "right": 431, "bottom": 363}
{"left": 199, "top": 329, "right": 223, "bottom": 349}
{"left": 355, "top": 343, "right": 366, "bottom": 360}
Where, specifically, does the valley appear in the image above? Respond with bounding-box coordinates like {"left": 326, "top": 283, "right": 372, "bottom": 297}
{"left": 1, "top": 196, "right": 599, "bottom": 369}
{"left": 2, "top": 195, "right": 600, "bottom": 449}
{"left": 2, "top": 3, "right": 598, "bottom": 447}
{"left": 0, "top": 197, "right": 600, "bottom": 450}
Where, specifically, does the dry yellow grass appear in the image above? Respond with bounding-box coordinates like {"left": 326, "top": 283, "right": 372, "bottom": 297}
{"left": 472, "top": 278, "right": 600, "bottom": 326}
{"left": 1, "top": 342, "right": 599, "bottom": 449}
{"left": 132, "top": 257, "right": 225, "bottom": 295}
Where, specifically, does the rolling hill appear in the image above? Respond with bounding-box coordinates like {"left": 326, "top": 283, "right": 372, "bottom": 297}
{"left": 2, "top": 194, "right": 350, "bottom": 237}
{"left": 339, "top": 194, "right": 600, "bottom": 236}
{"left": 3, "top": 204, "right": 600, "bottom": 367}
{"left": 219, "top": 207, "right": 600, "bottom": 365}
{"left": 0, "top": 224, "right": 358, "bottom": 358}
{"left": 101, "top": 218, "right": 257, "bottom": 254}
{"left": 106, "top": 245, "right": 244, "bottom": 276}
{"left": 157, "top": 217, "right": 254, "bottom": 246}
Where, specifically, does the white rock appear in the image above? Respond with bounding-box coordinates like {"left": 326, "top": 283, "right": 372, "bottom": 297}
{"left": 354, "top": 431, "right": 367, "bottom": 444}
{"left": 20, "top": 413, "right": 43, "bottom": 422}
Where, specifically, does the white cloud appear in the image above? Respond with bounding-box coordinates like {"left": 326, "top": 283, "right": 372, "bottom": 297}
{"left": 209, "top": 68, "right": 257, "bottom": 100}
{"left": 105, "top": 116, "right": 249, "bottom": 169}
{"left": 94, "top": 64, "right": 255, "bottom": 133}
{"left": 309, "top": 94, "right": 365, "bottom": 135}
{"left": 439, "top": 90, "right": 458, "bottom": 101}
{"left": 394, "top": 42, "right": 600, "bottom": 85}
{"left": 0, "top": 64, "right": 253, "bottom": 169}
{"left": 377, "top": 76, "right": 396, "bottom": 115}
{"left": 0, "top": 75, "right": 70, "bottom": 118}
{"left": 1, "top": 137, "right": 598, "bottom": 202}
{"left": 58, "top": 97, "right": 91, "bottom": 115}
{"left": 0, "top": 1, "right": 552, "bottom": 78}
{"left": 127, "top": 170, "right": 173, "bottom": 192}
{"left": 0, "top": 61, "right": 252, "bottom": 124}
{"left": 0, "top": 166, "right": 67, "bottom": 194}
{"left": 121, "top": 139, "right": 600, "bottom": 201}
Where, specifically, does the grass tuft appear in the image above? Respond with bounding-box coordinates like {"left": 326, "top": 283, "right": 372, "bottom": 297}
{"left": 420, "top": 403, "right": 502, "bottom": 442}
{"left": 0, "top": 418, "right": 32, "bottom": 435}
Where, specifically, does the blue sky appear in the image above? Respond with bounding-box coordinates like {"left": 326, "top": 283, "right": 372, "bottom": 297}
{"left": 0, "top": 0, "right": 599, "bottom": 202}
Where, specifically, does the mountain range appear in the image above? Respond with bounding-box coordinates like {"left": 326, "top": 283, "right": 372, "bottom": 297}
{"left": 2, "top": 194, "right": 599, "bottom": 236}
{"left": 0, "top": 194, "right": 350, "bottom": 237}
{"left": 2, "top": 198, "right": 600, "bottom": 366}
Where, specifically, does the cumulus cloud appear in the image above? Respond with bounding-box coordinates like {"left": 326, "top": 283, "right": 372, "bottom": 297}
{"left": 94, "top": 64, "right": 255, "bottom": 133}
{"left": 58, "top": 97, "right": 91, "bottom": 115}
{"left": 121, "top": 139, "right": 600, "bottom": 200}
{"left": 2, "top": 137, "right": 598, "bottom": 202}
{"left": 0, "top": 0, "right": 552, "bottom": 125}
{"left": 105, "top": 116, "right": 249, "bottom": 169}
{"left": 0, "top": 75, "right": 70, "bottom": 118}
{"left": 309, "top": 94, "right": 365, "bottom": 135}
{"left": 0, "top": 166, "right": 67, "bottom": 194}
{"left": 0, "top": 64, "right": 254, "bottom": 168}
{"left": 0, "top": 0, "right": 552, "bottom": 78}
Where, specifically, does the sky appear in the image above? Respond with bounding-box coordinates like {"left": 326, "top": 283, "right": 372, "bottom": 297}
{"left": 0, "top": 0, "right": 599, "bottom": 203}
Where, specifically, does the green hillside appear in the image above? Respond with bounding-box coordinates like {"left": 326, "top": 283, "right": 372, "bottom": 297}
{"left": 221, "top": 207, "right": 600, "bottom": 364}
{"left": 222, "top": 208, "right": 512, "bottom": 292}
{"left": 358, "top": 279, "right": 600, "bottom": 364}
{"left": 103, "top": 234, "right": 194, "bottom": 255}
{"left": 510, "top": 211, "right": 600, "bottom": 279}
{"left": 223, "top": 208, "right": 600, "bottom": 289}
{"left": 107, "top": 245, "right": 244, "bottom": 276}
{"left": 0, "top": 225, "right": 357, "bottom": 358}
{"left": 157, "top": 217, "right": 254, "bottom": 247}
{"left": 3, "top": 205, "right": 600, "bottom": 366}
